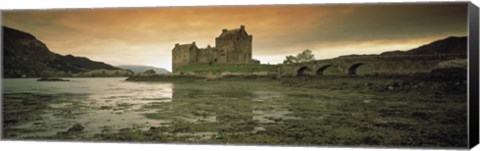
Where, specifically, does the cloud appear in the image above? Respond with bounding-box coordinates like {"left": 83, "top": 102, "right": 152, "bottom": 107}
{"left": 2, "top": 3, "right": 468, "bottom": 71}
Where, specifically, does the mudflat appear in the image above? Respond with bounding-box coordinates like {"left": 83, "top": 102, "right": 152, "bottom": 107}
{"left": 2, "top": 76, "right": 466, "bottom": 147}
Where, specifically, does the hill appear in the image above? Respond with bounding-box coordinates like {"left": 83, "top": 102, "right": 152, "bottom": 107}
{"left": 2, "top": 26, "right": 133, "bottom": 78}
{"left": 380, "top": 36, "right": 467, "bottom": 56}
{"left": 117, "top": 65, "right": 170, "bottom": 74}
{"left": 337, "top": 36, "right": 467, "bottom": 58}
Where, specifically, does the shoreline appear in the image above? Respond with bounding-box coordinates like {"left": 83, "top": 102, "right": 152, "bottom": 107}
{"left": 2, "top": 77, "right": 130, "bottom": 79}
{"left": 4, "top": 72, "right": 467, "bottom": 146}
{"left": 3, "top": 70, "right": 467, "bottom": 146}
{"left": 124, "top": 71, "right": 465, "bottom": 82}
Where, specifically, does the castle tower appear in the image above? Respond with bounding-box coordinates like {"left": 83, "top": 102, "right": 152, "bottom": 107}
{"left": 171, "top": 41, "right": 199, "bottom": 72}
{"left": 215, "top": 25, "right": 252, "bottom": 64}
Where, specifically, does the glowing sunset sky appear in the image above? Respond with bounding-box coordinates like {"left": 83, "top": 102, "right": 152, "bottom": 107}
{"left": 2, "top": 3, "right": 468, "bottom": 71}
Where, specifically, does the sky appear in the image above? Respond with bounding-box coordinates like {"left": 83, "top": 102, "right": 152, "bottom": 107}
{"left": 2, "top": 3, "right": 468, "bottom": 71}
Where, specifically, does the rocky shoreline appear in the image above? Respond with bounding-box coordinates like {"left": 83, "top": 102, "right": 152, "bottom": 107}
{"left": 126, "top": 71, "right": 279, "bottom": 81}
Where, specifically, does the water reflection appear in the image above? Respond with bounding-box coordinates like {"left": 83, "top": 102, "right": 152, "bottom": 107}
{"left": 3, "top": 78, "right": 299, "bottom": 139}
{"left": 167, "top": 82, "right": 296, "bottom": 127}
{"left": 3, "top": 78, "right": 175, "bottom": 138}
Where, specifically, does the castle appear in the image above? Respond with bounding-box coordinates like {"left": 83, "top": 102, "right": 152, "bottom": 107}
{"left": 172, "top": 25, "right": 259, "bottom": 72}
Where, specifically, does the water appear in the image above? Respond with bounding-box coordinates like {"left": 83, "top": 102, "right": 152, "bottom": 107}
{"left": 3, "top": 78, "right": 175, "bottom": 137}
{"left": 2, "top": 77, "right": 467, "bottom": 146}
{"left": 2, "top": 78, "right": 290, "bottom": 139}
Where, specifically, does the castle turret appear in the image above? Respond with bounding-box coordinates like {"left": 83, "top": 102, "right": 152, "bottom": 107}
{"left": 215, "top": 25, "right": 253, "bottom": 64}
{"left": 172, "top": 42, "right": 199, "bottom": 72}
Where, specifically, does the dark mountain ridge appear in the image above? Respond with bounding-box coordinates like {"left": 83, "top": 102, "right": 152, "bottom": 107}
{"left": 3, "top": 26, "right": 129, "bottom": 78}
{"left": 340, "top": 36, "right": 467, "bottom": 58}
{"left": 381, "top": 36, "right": 467, "bottom": 56}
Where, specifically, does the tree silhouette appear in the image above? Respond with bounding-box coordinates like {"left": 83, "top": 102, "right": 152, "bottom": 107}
{"left": 283, "top": 49, "right": 315, "bottom": 64}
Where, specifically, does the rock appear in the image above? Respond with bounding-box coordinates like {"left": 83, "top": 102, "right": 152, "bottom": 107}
{"left": 67, "top": 123, "right": 85, "bottom": 132}
{"left": 429, "top": 67, "right": 467, "bottom": 81}
{"left": 205, "top": 72, "right": 219, "bottom": 80}
{"left": 411, "top": 112, "right": 429, "bottom": 120}
{"left": 386, "top": 82, "right": 401, "bottom": 90}
{"left": 4, "top": 119, "right": 18, "bottom": 126}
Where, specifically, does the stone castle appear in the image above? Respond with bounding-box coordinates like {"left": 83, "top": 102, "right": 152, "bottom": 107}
{"left": 172, "top": 25, "right": 259, "bottom": 72}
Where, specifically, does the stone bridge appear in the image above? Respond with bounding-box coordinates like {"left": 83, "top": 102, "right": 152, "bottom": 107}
{"left": 277, "top": 54, "right": 466, "bottom": 76}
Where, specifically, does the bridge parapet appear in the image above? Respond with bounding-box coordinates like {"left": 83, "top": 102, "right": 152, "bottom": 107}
{"left": 278, "top": 54, "right": 466, "bottom": 77}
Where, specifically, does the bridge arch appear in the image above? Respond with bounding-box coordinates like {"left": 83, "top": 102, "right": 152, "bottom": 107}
{"left": 316, "top": 65, "right": 341, "bottom": 75}
{"left": 297, "top": 66, "right": 312, "bottom": 76}
{"left": 348, "top": 63, "right": 375, "bottom": 76}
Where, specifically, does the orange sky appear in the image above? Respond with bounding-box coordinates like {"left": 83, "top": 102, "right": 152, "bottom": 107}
{"left": 2, "top": 3, "right": 468, "bottom": 71}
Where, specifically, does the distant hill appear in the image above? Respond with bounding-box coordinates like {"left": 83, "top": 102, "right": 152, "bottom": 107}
{"left": 338, "top": 36, "right": 467, "bottom": 58}
{"left": 3, "top": 26, "right": 133, "bottom": 78}
{"left": 380, "top": 36, "right": 467, "bottom": 56}
{"left": 117, "top": 65, "right": 170, "bottom": 74}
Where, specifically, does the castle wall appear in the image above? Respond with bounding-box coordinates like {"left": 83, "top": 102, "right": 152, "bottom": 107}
{"left": 234, "top": 36, "right": 252, "bottom": 64}
{"left": 215, "top": 35, "right": 252, "bottom": 64}
{"left": 197, "top": 48, "right": 227, "bottom": 64}
{"left": 172, "top": 26, "right": 255, "bottom": 73}
{"left": 172, "top": 44, "right": 198, "bottom": 72}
